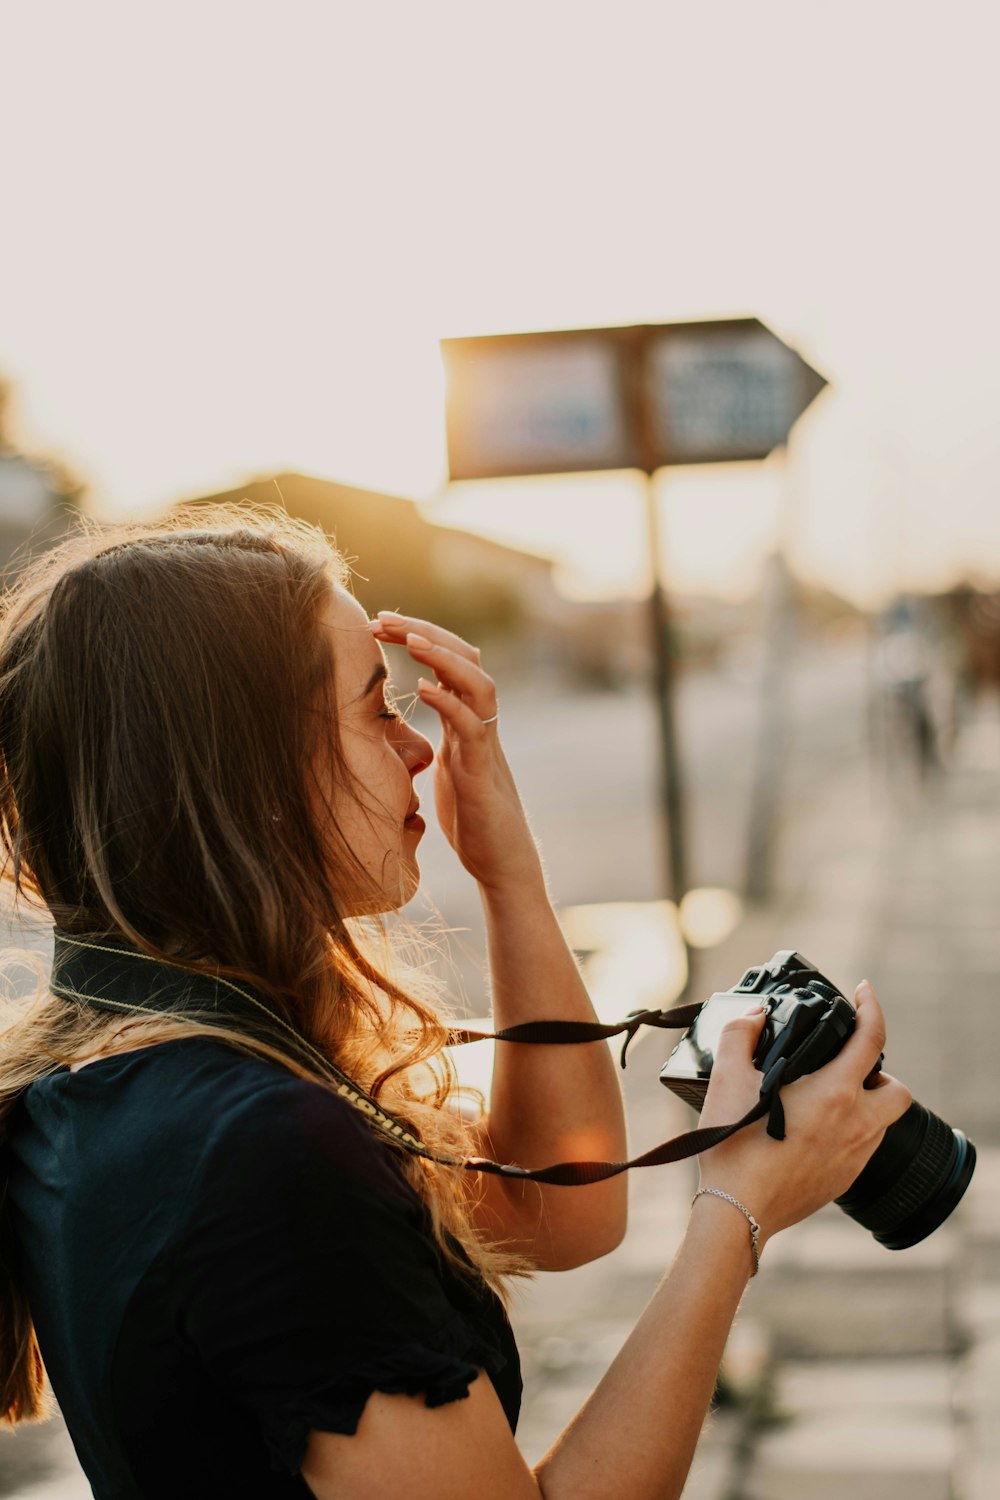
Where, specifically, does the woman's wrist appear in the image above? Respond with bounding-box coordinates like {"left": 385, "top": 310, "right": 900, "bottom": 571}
{"left": 477, "top": 857, "right": 549, "bottom": 910}
{"left": 692, "top": 1187, "right": 762, "bottom": 1276}
{"left": 688, "top": 1188, "right": 766, "bottom": 1282}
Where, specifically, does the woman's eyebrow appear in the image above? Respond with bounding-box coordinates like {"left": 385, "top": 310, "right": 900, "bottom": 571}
{"left": 355, "top": 661, "right": 389, "bottom": 703}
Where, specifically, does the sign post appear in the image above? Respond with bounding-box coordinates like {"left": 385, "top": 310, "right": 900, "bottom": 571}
{"left": 440, "top": 319, "right": 827, "bottom": 907}
{"left": 640, "top": 474, "right": 689, "bottom": 903}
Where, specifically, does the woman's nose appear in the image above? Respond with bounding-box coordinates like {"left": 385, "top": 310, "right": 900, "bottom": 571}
{"left": 399, "top": 722, "right": 434, "bottom": 774}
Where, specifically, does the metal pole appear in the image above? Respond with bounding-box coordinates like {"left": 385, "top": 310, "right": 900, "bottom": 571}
{"left": 744, "top": 446, "right": 795, "bottom": 903}
{"left": 643, "top": 473, "right": 688, "bottom": 907}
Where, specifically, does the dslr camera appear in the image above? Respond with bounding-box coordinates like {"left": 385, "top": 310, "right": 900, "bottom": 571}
{"left": 659, "top": 950, "right": 975, "bottom": 1249}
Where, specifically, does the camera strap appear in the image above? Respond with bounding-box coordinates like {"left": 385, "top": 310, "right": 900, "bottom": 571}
{"left": 50, "top": 932, "right": 790, "bottom": 1187}
{"left": 448, "top": 1005, "right": 705, "bottom": 1071}
{"left": 450, "top": 1019, "right": 790, "bottom": 1185}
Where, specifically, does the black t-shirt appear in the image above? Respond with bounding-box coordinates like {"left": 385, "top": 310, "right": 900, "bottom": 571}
{"left": 6, "top": 1038, "right": 521, "bottom": 1498}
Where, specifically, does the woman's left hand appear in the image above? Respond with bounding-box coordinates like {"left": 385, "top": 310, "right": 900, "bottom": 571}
{"left": 368, "top": 612, "right": 542, "bottom": 894}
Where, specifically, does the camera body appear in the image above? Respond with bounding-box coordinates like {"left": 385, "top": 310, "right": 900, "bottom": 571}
{"left": 659, "top": 949, "right": 975, "bottom": 1251}
{"left": 659, "top": 950, "right": 871, "bottom": 1109}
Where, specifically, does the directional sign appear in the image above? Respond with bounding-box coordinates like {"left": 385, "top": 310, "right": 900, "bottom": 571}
{"left": 441, "top": 318, "right": 827, "bottom": 480}
{"left": 644, "top": 320, "right": 828, "bottom": 466}
{"left": 441, "top": 330, "right": 636, "bottom": 481}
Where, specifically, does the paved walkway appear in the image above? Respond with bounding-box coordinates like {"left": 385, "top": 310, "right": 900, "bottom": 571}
{"left": 739, "top": 716, "right": 1000, "bottom": 1500}
{"left": 512, "top": 711, "right": 1000, "bottom": 1498}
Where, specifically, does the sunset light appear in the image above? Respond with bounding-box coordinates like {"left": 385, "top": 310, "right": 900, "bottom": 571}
{"left": 3, "top": 2, "right": 998, "bottom": 608}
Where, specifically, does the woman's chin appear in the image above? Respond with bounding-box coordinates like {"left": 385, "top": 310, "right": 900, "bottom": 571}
{"left": 398, "top": 861, "right": 421, "bottom": 909}
{"left": 342, "top": 863, "right": 421, "bottom": 917}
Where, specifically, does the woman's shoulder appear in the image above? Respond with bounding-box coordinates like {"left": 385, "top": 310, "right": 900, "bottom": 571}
{"left": 32, "top": 1035, "right": 415, "bottom": 1210}
{"left": 152, "top": 1042, "right": 439, "bottom": 1290}
{"left": 182, "top": 1039, "right": 413, "bottom": 1192}
{"left": 181, "top": 1040, "right": 416, "bottom": 1203}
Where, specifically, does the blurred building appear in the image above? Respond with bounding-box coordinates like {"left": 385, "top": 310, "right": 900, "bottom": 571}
{"left": 181, "top": 471, "right": 543, "bottom": 637}
{"left": 180, "top": 470, "right": 865, "bottom": 690}
{"left": 0, "top": 382, "right": 80, "bottom": 575}
{"left": 180, "top": 471, "right": 656, "bottom": 683}
{"left": 0, "top": 448, "right": 82, "bottom": 575}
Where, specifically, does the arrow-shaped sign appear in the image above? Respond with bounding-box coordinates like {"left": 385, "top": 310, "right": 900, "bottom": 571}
{"left": 441, "top": 318, "right": 828, "bottom": 480}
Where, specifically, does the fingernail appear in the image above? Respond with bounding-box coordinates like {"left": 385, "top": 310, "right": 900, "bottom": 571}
{"left": 407, "top": 633, "right": 433, "bottom": 650}
{"left": 377, "top": 610, "right": 405, "bottom": 622}
{"left": 743, "top": 1003, "right": 765, "bottom": 1016}
{"left": 857, "top": 979, "right": 873, "bottom": 999}
{"left": 417, "top": 677, "right": 441, "bottom": 693}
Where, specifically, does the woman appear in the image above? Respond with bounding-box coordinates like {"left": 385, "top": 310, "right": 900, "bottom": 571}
{"left": 0, "top": 507, "right": 909, "bottom": 1499}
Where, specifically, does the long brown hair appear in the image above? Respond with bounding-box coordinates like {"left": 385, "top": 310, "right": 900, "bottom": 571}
{"left": 0, "top": 505, "right": 522, "bottom": 1426}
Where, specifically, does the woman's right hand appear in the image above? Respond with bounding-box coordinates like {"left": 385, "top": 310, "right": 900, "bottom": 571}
{"left": 696, "top": 979, "right": 913, "bottom": 1248}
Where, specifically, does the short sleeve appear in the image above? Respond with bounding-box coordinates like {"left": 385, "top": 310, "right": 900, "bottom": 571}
{"left": 174, "top": 1073, "right": 500, "bottom": 1475}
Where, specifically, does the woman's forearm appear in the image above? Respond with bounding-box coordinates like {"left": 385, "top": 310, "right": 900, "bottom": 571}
{"left": 476, "top": 871, "right": 628, "bottom": 1265}
{"left": 535, "top": 1192, "right": 755, "bottom": 1499}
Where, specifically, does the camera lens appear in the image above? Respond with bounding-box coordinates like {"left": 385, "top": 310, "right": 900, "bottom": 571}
{"left": 834, "top": 1102, "right": 976, "bottom": 1249}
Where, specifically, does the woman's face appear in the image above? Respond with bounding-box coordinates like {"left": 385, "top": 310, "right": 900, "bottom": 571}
{"left": 316, "top": 589, "right": 434, "bottom": 914}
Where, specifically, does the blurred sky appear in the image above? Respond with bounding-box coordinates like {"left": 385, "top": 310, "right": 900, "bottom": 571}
{"left": 1, "top": 1, "right": 998, "bottom": 604}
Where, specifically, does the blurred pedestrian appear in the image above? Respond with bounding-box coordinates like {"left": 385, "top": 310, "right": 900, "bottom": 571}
{"left": 873, "top": 595, "right": 942, "bottom": 779}
{"left": 0, "top": 508, "right": 910, "bottom": 1499}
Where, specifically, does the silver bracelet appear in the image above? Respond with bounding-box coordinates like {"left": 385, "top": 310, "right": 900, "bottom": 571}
{"left": 692, "top": 1187, "right": 762, "bottom": 1277}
